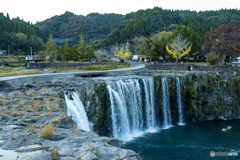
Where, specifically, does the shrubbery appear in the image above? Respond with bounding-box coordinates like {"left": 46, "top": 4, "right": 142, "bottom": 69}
{"left": 205, "top": 52, "right": 220, "bottom": 65}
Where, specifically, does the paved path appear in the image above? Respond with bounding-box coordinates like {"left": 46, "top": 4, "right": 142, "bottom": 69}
{"left": 0, "top": 63, "right": 145, "bottom": 89}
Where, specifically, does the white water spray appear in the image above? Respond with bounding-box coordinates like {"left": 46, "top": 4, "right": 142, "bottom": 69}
{"left": 107, "top": 77, "right": 156, "bottom": 141}
{"left": 162, "top": 77, "right": 172, "bottom": 129}
{"left": 64, "top": 92, "right": 90, "bottom": 131}
{"left": 176, "top": 77, "right": 185, "bottom": 126}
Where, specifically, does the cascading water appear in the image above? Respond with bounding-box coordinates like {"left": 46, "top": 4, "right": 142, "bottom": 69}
{"left": 107, "top": 77, "right": 156, "bottom": 141}
{"left": 64, "top": 92, "right": 90, "bottom": 131}
{"left": 162, "top": 77, "right": 172, "bottom": 129}
{"left": 176, "top": 77, "right": 185, "bottom": 126}
{"left": 142, "top": 79, "right": 156, "bottom": 129}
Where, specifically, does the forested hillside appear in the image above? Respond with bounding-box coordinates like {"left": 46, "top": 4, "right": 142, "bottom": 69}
{"left": 0, "top": 13, "right": 47, "bottom": 54}
{"left": 36, "top": 11, "right": 124, "bottom": 46}
{"left": 86, "top": 13, "right": 124, "bottom": 33}
{"left": 90, "top": 7, "right": 240, "bottom": 49}
{"left": 0, "top": 13, "right": 46, "bottom": 40}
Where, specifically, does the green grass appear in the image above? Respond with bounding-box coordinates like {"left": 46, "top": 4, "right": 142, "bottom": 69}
{"left": 8, "top": 63, "right": 25, "bottom": 67}
{"left": 47, "top": 64, "right": 130, "bottom": 71}
{"left": 0, "top": 67, "right": 41, "bottom": 77}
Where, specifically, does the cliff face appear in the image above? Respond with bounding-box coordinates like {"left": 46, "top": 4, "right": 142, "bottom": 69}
{"left": 68, "top": 71, "right": 240, "bottom": 135}
{"left": 154, "top": 71, "right": 240, "bottom": 123}
{"left": 75, "top": 80, "right": 112, "bottom": 136}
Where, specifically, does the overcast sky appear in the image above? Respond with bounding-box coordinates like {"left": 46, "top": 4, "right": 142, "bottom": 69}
{"left": 1, "top": 0, "right": 240, "bottom": 24}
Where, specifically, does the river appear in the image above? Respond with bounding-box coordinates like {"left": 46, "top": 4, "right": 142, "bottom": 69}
{"left": 124, "top": 120, "right": 240, "bottom": 160}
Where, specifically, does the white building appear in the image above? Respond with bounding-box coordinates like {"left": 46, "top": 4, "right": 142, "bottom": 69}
{"left": 0, "top": 50, "right": 7, "bottom": 55}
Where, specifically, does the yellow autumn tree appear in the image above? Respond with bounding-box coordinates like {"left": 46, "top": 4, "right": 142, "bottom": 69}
{"left": 166, "top": 34, "right": 192, "bottom": 64}
{"left": 113, "top": 43, "right": 131, "bottom": 62}
{"left": 45, "top": 34, "right": 57, "bottom": 62}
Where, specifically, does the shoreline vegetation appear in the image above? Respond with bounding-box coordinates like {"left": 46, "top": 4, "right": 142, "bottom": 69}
{"left": 0, "top": 63, "right": 131, "bottom": 77}
{"left": 46, "top": 64, "right": 131, "bottom": 72}
{"left": 0, "top": 67, "right": 41, "bottom": 77}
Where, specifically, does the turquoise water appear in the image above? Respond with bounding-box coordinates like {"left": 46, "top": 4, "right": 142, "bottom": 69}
{"left": 123, "top": 120, "right": 240, "bottom": 160}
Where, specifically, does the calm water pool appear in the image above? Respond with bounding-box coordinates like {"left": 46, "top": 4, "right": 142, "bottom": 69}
{"left": 123, "top": 120, "right": 240, "bottom": 160}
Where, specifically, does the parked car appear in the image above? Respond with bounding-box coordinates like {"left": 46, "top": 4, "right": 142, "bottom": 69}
{"left": 92, "top": 59, "right": 96, "bottom": 63}
{"left": 232, "top": 57, "right": 240, "bottom": 63}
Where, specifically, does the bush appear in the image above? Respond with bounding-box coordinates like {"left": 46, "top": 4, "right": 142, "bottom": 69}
{"left": 0, "top": 100, "right": 3, "bottom": 106}
{"left": 11, "top": 135, "right": 16, "bottom": 140}
{"left": 1, "top": 114, "right": 8, "bottom": 120}
{"left": 94, "top": 151, "right": 100, "bottom": 158}
{"left": 12, "top": 111, "right": 18, "bottom": 117}
{"left": 27, "top": 124, "right": 36, "bottom": 133}
{"left": 40, "top": 124, "right": 54, "bottom": 140}
{"left": 26, "top": 106, "right": 34, "bottom": 112}
{"left": 21, "top": 111, "right": 25, "bottom": 116}
{"left": 52, "top": 119, "right": 60, "bottom": 125}
{"left": 5, "top": 110, "right": 10, "bottom": 114}
{"left": 52, "top": 150, "right": 59, "bottom": 160}
{"left": 187, "top": 86, "right": 197, "bottom": 99}
{"left": 23, "top": 137, "right": 27, "bottom": 141}
{"left": 205, "top": 52, "right": 220, "bottom": 65}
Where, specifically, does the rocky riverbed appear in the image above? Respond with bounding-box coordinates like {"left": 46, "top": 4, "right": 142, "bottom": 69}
{"left": 0, "top": 77, "right": 140, "bottom": 160}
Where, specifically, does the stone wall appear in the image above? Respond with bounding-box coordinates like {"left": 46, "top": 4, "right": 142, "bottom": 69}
{"left": 146, "top": 63, "right": 238, "bottom": 72}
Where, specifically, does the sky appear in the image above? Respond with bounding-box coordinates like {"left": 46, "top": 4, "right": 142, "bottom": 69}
{"left": 1, "top": 0, "right": 240, "bottom": 24}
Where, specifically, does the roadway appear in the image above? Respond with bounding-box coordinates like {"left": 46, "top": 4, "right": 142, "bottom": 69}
{"left": 0, "top": 63, "right": 145, "bottom": 89}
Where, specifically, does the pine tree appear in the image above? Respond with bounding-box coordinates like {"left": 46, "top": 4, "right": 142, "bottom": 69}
{"left": 78, "top": 34, "right": 86, "bottom": 60}
{"left": 56, "top": 46, "right": 63, "bottom": 61}
{"left": 71, "top": 46, "right": 79, "bottom": 61}
{"left": 63, "top": 42, "right": 70, "bottom": 62}
{"left": 6, "top": 13, "right": 10, "bottom": 32}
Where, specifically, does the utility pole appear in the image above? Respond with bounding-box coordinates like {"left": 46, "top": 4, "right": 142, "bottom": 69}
{"left": 8, "top": 45, "right": 10, "bottom": 60}
{"left": 34, "top": 47, "right": 36, "bottom": 60}
{"left": 30, "top": 47, "right": 33, "bottom": 60}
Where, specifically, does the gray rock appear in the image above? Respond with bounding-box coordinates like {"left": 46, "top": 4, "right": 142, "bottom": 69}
{"left": 81, "top": 151, "right": 98, "bottom": 160}
{"left": 25, "top": 152, "right": 52, "bottom": 160}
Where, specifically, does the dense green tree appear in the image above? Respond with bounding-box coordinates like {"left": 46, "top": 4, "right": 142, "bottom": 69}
{"left": 35, "top": 11, "right": 110, "bottom": 46}
{"left": 86, "top": 13, "right": 124, "bottom": 33}
{"left": 86, "top": 48, "right": 95, "bottom": 60}
{"left": 92, "top": 8, "right": 240, "bottom": 49}
{"left": 56, "top": 46, "right": 63, "bottom": 61}
{"left": 0, "top": 31, "right": 45, "bottom": 55}
{"left": 133, "top": 31, "right": 172, "bottom": 61}
{"left": 63, "top": 42, "right": 71, "bottom": 62}
{"left": 78, "top": 34, "right": 87, "bottom": 60}
{"left": 71, "top": 46, "right": 79, "bottom": 61}
{"left": 0, "top": 12, "right": 46, "bottom": 41}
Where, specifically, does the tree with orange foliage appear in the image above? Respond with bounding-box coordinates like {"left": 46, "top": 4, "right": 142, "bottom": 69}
{"left": 203, "top": 22, "right": 240, "bottom": 62}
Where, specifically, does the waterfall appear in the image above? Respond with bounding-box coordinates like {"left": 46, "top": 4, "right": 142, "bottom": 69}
{"left": 64, "top": 92, "right": 90, "bottom": 131}
{"left": 162, "top": 77, "right": 172, "bottom": 129}
{"left": 107, "top": 77, "right": 156, "bottom": 141}
{"left": 142, "top": 78, "right": 156, "bottom": 129}
{"left": 176, "top": 77, "right": 185, "bottom": 126}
